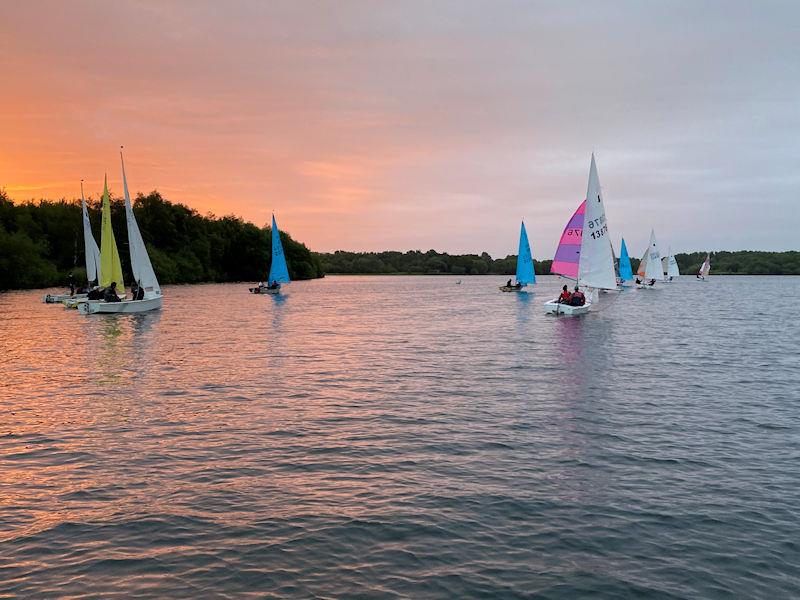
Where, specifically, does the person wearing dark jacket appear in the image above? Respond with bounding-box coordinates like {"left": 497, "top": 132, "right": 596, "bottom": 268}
{"left": 104, "top": 282, "right": 122, "bottom": 302}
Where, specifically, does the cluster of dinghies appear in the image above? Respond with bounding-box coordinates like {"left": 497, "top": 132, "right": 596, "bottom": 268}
{"left": 501, "top": 154, "right": 711, "bottom": 315}
{"left": 43, "top": 149, "right": 292, "bottom": 314}
{"left": 45, "top": 152, "right": 710, "bottom": 318}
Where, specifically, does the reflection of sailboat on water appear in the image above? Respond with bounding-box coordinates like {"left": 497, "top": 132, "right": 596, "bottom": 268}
{"left": 544, "top": 154, "right": 617, "bottom": 316}
{"left": 500, "top": 221, "right": 536, "bottom": 292}
{"left": 250, "top": 214, "right": 291, "bottom": 295}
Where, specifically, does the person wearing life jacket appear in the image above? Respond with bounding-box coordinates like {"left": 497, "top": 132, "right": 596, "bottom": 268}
{"left": 558, "top": 285, "right": 572, "bottom": 304}
{"left": 570, "top": 287, "right": 586, "bottom": 306}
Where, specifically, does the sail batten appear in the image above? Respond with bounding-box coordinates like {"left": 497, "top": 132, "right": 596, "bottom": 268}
{"left": 268, "top": 214, "right": 291, "bottom": 283}
{"left": 515, "top": 221, "right": 535, "bottom": 286}
{"left": 121, "top": 152, "right": 160, "bottom": 298}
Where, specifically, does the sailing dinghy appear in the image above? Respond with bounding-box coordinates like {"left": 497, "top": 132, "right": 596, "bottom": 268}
{"left": 80, "top": 151, "right": 162, "bottom": 314}
{"left": 660, "top": 246, "right": 680, "bottom": 282}
{"left": 544, "top": 154, "right": 617, "bottom": 315}
{"left": 617, "top": 238, "right": 634, "bottom": 287}
{"left": 500, "top": 221, "right": 536, "bottom": 291}
{"left": 62, "top": 182, "right": 103, "bottom": 308}
{"left": 250, "top": 214, "right": 291, "bottom": 295}
{"left": 635, "top": 229, "right": 664, "bottom": 288}
{"left": 697, "top": 253, "right": 711, "bottom": 280}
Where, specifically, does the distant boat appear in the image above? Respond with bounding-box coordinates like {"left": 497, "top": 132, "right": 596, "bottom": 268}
{"left": 250, "top": 214, "right": 291, "bottom": 295}
{"left": 697, "top": 253, "right": 711, "bottom": 280}
{"left": 544, "top": 154, "right": 617, "bottom": 315}
{"left": 636, "top": 229, "right": 664, "bottom": 289}
{"left": 618, "top": 238, "right": 634, "bottom": 287}
{"left": 80, "top": 150, "right": 162, "bottom": 314}
{"left": 500, "top": 220, "right": 535, "bottom": 292}
{"left": 660, "top": 246, "right": 680, "bottom": 282}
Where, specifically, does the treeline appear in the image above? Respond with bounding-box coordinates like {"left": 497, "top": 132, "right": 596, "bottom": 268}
{"left": 316, "top": 250, "right": 553, "bottom": 276}
{"left": 0, "top": 190, "right": 323, "bottom": 290}
{"left": 318, "top": 249, "right": 800, "bottom": 276}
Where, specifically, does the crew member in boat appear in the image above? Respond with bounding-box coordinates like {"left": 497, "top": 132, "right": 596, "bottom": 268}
{"left": 648, "top": 278, "right": 656, "bottom": 286}
{"left": 103, "top": 282, "right": 122, "bottom": 302}
{"left": 569, "top": 286, "right": 586, "bottom": 306}
{"left": 132, "top": 280, "right": 145, "bottom": 300}
{"left": 506, "top": 278, "right": 513, "bottom": 288}
{"left": 635, "top": 277, "right": 642, "bottom": 285}
{"left": 558, "top": 285, "right": 571, "bottom": 304}
{"left": 267, "top": 279, "right": 280, "bottom": 290}
{"left": 87, "top": 286, "right": 104, "bottom": 300}
{"left": 68, "top": 272, "right": 76, "bottom": 296}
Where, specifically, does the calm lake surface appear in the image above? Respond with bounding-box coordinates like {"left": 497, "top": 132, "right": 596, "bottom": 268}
{"left": 1, "top": 275, "right": 799, "bottom": 598}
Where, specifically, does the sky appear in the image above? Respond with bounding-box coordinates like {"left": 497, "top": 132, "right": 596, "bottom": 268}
{"left": 1, "top": 0, "right": 798, "bottom": 258}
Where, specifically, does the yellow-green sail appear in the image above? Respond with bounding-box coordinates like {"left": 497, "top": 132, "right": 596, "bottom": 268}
{"left": 99, "top": 175, "right": 125, "bottom": 292}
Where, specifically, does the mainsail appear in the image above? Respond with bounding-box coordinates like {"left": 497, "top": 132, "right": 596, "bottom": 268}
{"left": 268, "top": 214, "right": 291, "bottom": 283}
{"left": 577, "top": 154, "right": 617, "bottom": 290}
{"left": 698, "top": 253, "right": 711, "bottom": 277}
{"left": 643, "top": 229, "right": 664, "bottom": 281}
{"left": 99, "top": 175, "right": 125, "bottom": 292}
{"left": 550, "top": 200, "right": 585, "bottom": 280}
{"left": 515, "top": 221, "right": 535, "bottom": 286}
{"left": 80, "top": 181, "right": 101, "bottom": 285}
{"left": 121, "top": 151, "right": 160, "bottom": 298}
{"left": 618, "top": 238, "right": 633, "bottom": 281}
{"left": 667, "top": 248, "right": 680, "bottom": 277}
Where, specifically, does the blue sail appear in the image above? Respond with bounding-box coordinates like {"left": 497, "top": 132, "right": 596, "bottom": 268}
{"left": 619, "top": 238, "right": 633, "bottom": 281}
{"left": 515, "top": 221, "right": 535, "bottom": 286}
{"left": 268, "top": 214, "right": 291, "bottom": 283}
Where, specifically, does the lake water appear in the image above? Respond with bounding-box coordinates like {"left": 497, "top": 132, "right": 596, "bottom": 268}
{"left": 1, "top": 275, "right": 799, "bottom": 598}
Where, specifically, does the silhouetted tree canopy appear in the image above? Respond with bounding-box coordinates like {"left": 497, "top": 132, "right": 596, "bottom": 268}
{"left": 0, "top": 189, "right": 323, "bottom": 290}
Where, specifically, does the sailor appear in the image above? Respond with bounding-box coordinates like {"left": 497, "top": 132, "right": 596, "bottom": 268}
{"left": 558, "top": 285, "right": 572, "bottom": 304}
{"left": 506, "top": 279, "right": 512, "bottom": 288}
{"left": 635, "top": 278, "right": 642, "bottom": 285}
{"left": 649, "top": 278, "right": 656, "bottom": 286}
{"left": 103, "top": 281, "right": 122, "bottom": 302}
{"left": 68, "top": 272, "right": 76, "bottom": 296}
{"left": 570, "top": 286, "right": 586, "bottom": 306}
{"left": 135, "top": 281, "right": 145, "bottom": 300}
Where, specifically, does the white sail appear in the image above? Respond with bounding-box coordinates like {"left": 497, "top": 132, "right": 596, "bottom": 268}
{"left": 643, "top": 229, "right": 664, "bottom": 280}
{"left": 577, "top": 154, "right": 617, "bottom": 290}
{"left": 80, "top": 182, "right": 101, "bottom": 284}
{"left": 121, "top": 151, "right": 161, "bottom": 298}
{"left": 699, "top": 253, "right": 711, "bottom": 277}
{"left": 667, "top": 247, "right": 680, "bottom": 277}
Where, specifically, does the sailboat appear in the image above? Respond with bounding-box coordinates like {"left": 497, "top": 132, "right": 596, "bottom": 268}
{"left": 249, "top": 214, "right": 291, "bottom": 295}
{"left": 635, "top": 229, "right": 664, "bottom": 288}
{"left": 80, "top": 150, "right": 162, "bottom": 314}
{"left": 43, "top": 181, "right": 104, "bottom": 305}
{"left": 660, "top": 246, "right": 680, "bottom": 282}
{"left": 697, "top": 253, "right": 711, "bottom": 280}
{"left": 544, "top": 154, "right": 617, "bottom": 315}
{"left": 500, "top": 220, "right": 535, "bottom": 292}
{"left": 617, "top": 238, "right": 634, "bottom": 287}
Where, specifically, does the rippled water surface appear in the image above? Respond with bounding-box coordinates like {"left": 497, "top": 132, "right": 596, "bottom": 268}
{"left": 2, "top": 276, "right": 799, "bottom": 598}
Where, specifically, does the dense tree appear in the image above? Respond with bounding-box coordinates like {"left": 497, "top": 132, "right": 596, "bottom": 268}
{"left": 317, "top": 248, "right": 798, "bottom": 277}
{"left": 0, "top": 190, "right": 323, "bottom": 290}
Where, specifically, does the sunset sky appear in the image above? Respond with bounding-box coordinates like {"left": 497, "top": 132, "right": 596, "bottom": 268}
{"left": 1, "top": 0, "right": 797, "bottom": 257}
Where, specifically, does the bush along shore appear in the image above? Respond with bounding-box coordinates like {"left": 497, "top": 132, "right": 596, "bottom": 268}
{"left": 0, "top": 190, "right": 323, "bottom": 290}
{"left": 315, "top": 249, "right": 800, "bottom": 276}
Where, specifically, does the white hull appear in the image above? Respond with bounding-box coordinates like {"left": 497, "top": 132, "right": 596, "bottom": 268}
{"left": 499, "top": 285, "right": 525, "bottom": 292}
{"left": 63, "top": 297, "right": 89, "bottom": 309}
{"left": 43, "top": 293, "right": 86, "bottom": 303}
{"left": 544, "top": 299, "right": 591, "bottom": 316}
{"left": 249, "top": 286, "right": 280, "bottom": 295}
{"left": 79, "top": 296, "right": 163, "bottom": 314}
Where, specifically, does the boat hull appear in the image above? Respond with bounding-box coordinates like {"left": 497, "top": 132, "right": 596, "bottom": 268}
{"left": 43, "top": 293, "right": 86, "bottom": 303}
{"left": 249, "top": 286, "right": 280, "bottom": 295}
{"left": 499, "top": 285, "right": 525, "bottom": 292}
{"left": 544, "top": 299, "right": 591, "bottom": 316}
{"left": 79, "top": 296, "right": 163, "bottom": 314}
{"left": 635, "top": 283, "right": 660, "bottom": 289}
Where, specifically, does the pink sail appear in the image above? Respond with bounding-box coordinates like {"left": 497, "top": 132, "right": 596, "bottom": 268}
{"left": 550, "top": 200, "right": 586, "bottom": 280}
